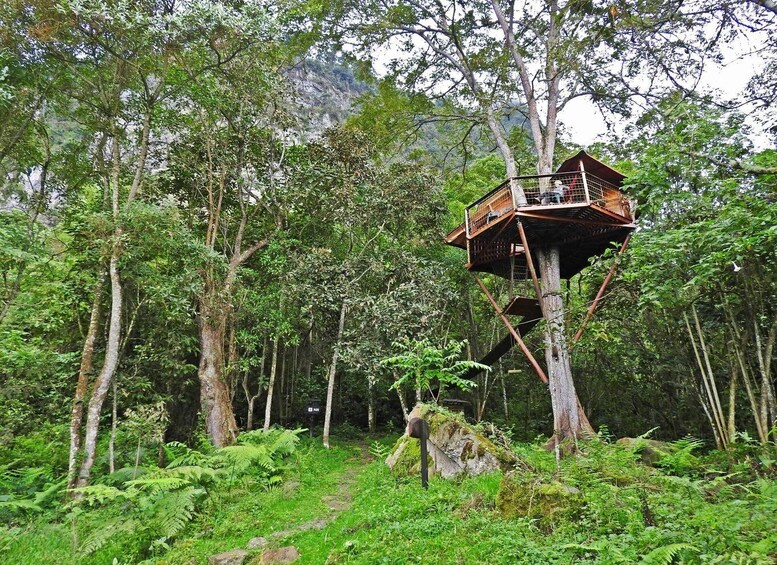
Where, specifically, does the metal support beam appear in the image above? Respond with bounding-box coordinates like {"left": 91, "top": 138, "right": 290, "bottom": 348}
{"left": 474, "top": 277, "right": 548, "bottom": 384}
{"left": 572, "top": 234, "right": 632, "bottom": 346}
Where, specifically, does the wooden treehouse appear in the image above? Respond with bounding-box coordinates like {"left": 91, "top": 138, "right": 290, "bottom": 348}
{"left": 446, "top": 151, "right": 636, "bottom": 381}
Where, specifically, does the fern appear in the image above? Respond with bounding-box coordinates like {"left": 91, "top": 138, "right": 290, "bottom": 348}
{"left": 165, "top": 442, "right": 212, "bottom": 469}
{"left": 641, "top": 543, "right": 699, "bottom": 564}
{"left": 69, "top": 484, "right": 130, "bottom": 507}
{"left": 0, "top": 497, "right": 42, "bottom": 513}
{"left": 125, "top": 476, "right": 191, "bottom": 495}
{"left": 163, "top": 465, "right": 218, "bottom": 486}
{"left": 369, "top": 441, "right": 390, "bottom": 459}
{"left": 79, "top": 514, "right": 138, "bottom": 556}
{"left": 148, "top": 486, "right": 204, "bottom": 540}
{"left": 216, "top": 444, "right": 275, "bottom": 475}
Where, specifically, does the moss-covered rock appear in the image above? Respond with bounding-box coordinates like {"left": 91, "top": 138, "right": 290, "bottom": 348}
{"left": 497, "top": 471, "right": 583, "bottom": 529}
{"left": 386, "top": 404, "right": 517, "bottom": 479}
{"left": 616, "top": 437, "right": 677, "bottom": 466}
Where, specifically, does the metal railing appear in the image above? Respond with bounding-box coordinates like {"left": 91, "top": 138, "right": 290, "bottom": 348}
{"left": 464, "top": 171, "right": 632, "bottom": 237}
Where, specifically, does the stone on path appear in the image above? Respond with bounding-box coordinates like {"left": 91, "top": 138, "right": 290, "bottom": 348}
{"left": 208, "top": 549, "right": 248, "bottom": 565}
{"left": 260, "top": 546, "right": 300, "bottom": 564}
{"left": 247, "top": 537, "right": 269, "bottom": 549}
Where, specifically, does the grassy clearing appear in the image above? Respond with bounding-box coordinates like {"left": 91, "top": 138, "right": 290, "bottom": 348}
{"left": 2, "top": 432, "right": 776, "bottom": 564}
{"left": 275, "top": 437, "right": 777, "bottom": 564}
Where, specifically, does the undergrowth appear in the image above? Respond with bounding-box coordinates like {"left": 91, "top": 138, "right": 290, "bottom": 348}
{"left": 2, "top": 428, "right": 776, "bottom": 564}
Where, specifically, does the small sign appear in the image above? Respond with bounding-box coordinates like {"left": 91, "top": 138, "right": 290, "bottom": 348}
{"left": 306, "top": 399, "right": 321, "bottom": 416}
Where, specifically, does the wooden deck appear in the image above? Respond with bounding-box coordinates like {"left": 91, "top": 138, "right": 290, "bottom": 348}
{"left": 446, "top": 152, "right": 636, "bottom": 281}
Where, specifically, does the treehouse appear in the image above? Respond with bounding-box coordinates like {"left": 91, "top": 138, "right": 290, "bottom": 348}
{"left": 446, "top": 151, "right": 636, "bottom": 380}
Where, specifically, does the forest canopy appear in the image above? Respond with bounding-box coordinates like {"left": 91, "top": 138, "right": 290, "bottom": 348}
{"left": 0, "top": 0, "right": 775, "bottom": 561}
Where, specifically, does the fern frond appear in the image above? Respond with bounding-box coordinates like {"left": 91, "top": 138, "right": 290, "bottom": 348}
{"left": 165, "top": 442, "right": 211, "bottom": 469}
{"left": 98, "top": 466, "right": 149, "bottom": 486}
{"left": 79, "top": 514, "right": 137, "bottom": 555}
{"left": 641, "top": 543, "right": 699, "bottom": 565}
{"left": 124, "top": 477, "right": 190, "bottom": 495}
{"left": 33, "top": 478, "right": 67, "bottom": 506}
{"left": 216, "top": 444, "right": 275, "bottom": 475}
{"left": 68, "top": 484, "right": 130, "bottom": 507}
{"left": 149, "top": 486, "right": 203, "bottom": 540}
{"left": 0, "top": 498, "right": 42, "bottom": 513}
{"left": 164, "top": 465, "right": 218, "bottom": 486}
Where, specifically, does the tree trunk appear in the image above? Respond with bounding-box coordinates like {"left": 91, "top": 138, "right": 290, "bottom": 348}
{"left": 67, "top": 276, "right": 103, "bottom": 491}
{"left": 323, "top": 301, "right": 347, "bottom": 449}
{"left": 537, "top": 246, "right": 593, "bottom": 444}
{"left": 109, "top": 378, "right": 117, "bottom": 474}
{"left": 197, "top": 306, "right": 239, "bottom": 447}
{"left": 367, "top": 374, "right": 376, "bottom": 433}
{"left": 263, "top": 338, "right": 280, "bottom": 431}
{"left": 76, "top": 250, "right": 123, "bottom": 488}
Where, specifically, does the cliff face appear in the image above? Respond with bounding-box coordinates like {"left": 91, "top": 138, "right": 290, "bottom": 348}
{"left": 285, "top": 59, "right": 370, "bottom": 141}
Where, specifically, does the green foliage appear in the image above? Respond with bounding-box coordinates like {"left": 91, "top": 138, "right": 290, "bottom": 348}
{"left": 383, "top": 338, "right": 486, "bottom": 403}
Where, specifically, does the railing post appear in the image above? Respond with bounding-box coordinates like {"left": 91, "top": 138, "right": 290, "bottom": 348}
{"left": 465, "top": 207, "right": 470, "bottom": 238}
{"left": 580, "top": 160, "right": 590, "bottom": 204}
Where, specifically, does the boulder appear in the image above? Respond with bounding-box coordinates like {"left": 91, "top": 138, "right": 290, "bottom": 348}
{"left": 616, "top": 437, "right": 676, "bottom": 466}
{"left": 209, "top": 549, "right": 248, "bottom": 565}
{"left": 497, "top": 471, "right": 583, "bottom": 529}
{"left": 386, "top": 404, "right": 517, "bottom": 479}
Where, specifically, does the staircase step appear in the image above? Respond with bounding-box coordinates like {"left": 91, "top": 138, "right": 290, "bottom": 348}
{"left": 502, "top": 296, "right": 541, "bottom": 318}
{"left": 463, "top": 315, "right": 542, "bottom": 380}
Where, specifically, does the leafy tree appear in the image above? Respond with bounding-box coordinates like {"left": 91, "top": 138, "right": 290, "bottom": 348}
{"left": 383, "top": 338, "right": 486, "bottom": 404}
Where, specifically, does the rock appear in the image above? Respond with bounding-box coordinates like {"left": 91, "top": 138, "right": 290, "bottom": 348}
{"left": 260, "top": 546, "right": 300, "bottom": 563}
{"left": 497, "top": 472, "right": 583, "bottom": 529}
{"left": 386, "top": 404, "right": 518, "bottom": 479}
{"left": 247, "top": 537, "right": 269, "bottom": 549}
{"left": 282, "top": 480, "right": 300, "bottom": 498}
{"left": 208, "top": 549, "right": 248, "bottom": 565}
{"left": 616, "top": 437, "right": 676, "bottom": 466}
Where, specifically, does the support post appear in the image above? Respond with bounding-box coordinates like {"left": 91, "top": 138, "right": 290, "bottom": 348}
{"left": 572, "top": 234, "right": 632, "bottom": 346}
{"left": 420, "top": 419, "right": 429, "bottom": 489}
{"left": 408, "top": 417, "right": 429, "bottom": 489}
{"left": 475, "top": 277, "right": 548, "bottom": 384}
{"left": 580, "top": 160, "right": 590, "bottom": 204}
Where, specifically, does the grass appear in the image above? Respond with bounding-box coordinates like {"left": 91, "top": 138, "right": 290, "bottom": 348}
{"left": 2, "top": 432, "right": 777, "bottom": 564}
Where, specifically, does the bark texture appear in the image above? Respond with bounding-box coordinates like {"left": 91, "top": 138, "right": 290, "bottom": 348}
{"left": 67, "top": 277, "right": 103, "bottom": 490}
{"left": 263, "top": 338, "right": 280, "bottom": 431}
{"left": 537, "top": 247, "right": 593, "bottom": 443}
{"left": 198, "top": 306, "right": 239, "bottom": 448}
{"left": 76, "top": 251, "right": 123, "bottom": 488}
{"left": 322, "top": 301, "right": 347, "bottom": 449}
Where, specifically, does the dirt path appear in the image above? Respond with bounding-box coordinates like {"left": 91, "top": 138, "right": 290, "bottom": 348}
{"left": 260, "top": 443, "right": 372, "bottom": 544}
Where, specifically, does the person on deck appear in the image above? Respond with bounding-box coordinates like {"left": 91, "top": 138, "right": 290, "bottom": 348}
{"left": 540, "top": 179, "right": 566, "bottom": 204}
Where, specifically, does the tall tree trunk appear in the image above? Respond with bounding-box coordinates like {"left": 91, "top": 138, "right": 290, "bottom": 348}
{"left": 323, "top": 301, "right": 347, "bottom": 448}
{"left": 367, "top": 374, "right": 376, "bottom": 433}
{"left": 243, "top": 335, "right": 266, "bottom": 431}
{"left": 197, "top": 304, "right": 238, "bottom": 447}
{"left": 67, "top": 276, "right": 103, "bottom": 491}
{"left": 537, "top": 247, "right": 593, "bottom": 444}
{"left": 263, "top": 338, "right": 280, "bottom": 431}
{"left": 109, "top": 378, "right": 118, "bottom": 474}
{"left": 76, "top": 250, "right": 123, "bottom": 488}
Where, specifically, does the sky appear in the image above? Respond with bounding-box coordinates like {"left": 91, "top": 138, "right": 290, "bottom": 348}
{"left": 562, "top": 33, "right": 773, "bottom": 149}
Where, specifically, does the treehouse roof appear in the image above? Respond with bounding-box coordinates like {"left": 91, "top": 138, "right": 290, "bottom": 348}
{"left": 556, "top": 150, "right": 626, "bottom": 187}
